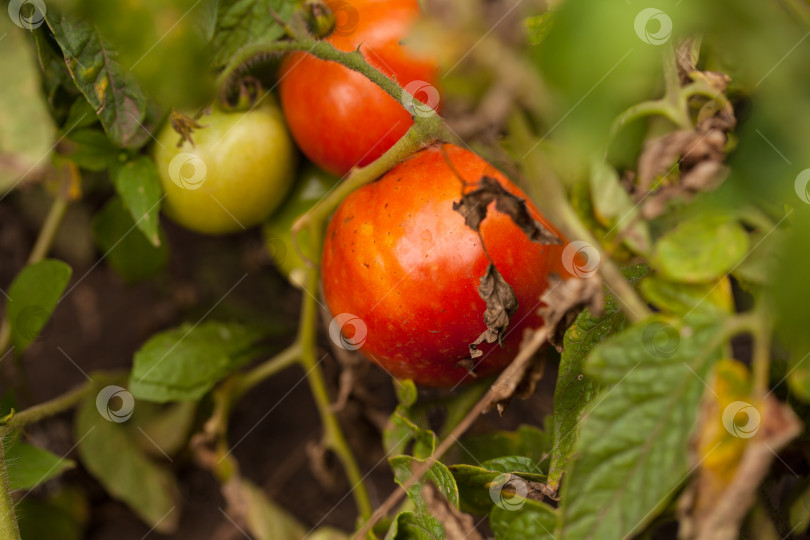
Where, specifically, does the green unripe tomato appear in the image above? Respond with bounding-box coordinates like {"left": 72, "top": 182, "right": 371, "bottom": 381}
{"left": 263, "top": 164, "right": 340, "bottom": 287}
{"left": 154, "top": 97, "right": 296, "bottom": 235}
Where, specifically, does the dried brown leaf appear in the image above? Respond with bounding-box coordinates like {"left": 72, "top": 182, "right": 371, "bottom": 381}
{"left": 469, "top": 263, "right": 519, "bottom": 360}
{"left": 453, "top": 176, "right": 561, "bottom": 245}
{"left": 421, "top": 484, "right": 484, "bottom": 540}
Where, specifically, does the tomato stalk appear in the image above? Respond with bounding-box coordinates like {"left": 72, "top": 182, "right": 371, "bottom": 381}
{"left": 0, "top": 431, "right": 21, "bottom": 540}
{"left": 297, "top": 216, "right": 373, "bottom": 520}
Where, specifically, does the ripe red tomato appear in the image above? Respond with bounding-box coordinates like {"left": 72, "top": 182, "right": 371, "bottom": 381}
{"left": 279, "top": 0, "right": 439, "bottom": 176}
{"left": 322, "top": 144, "right": 571, "bottom": 387}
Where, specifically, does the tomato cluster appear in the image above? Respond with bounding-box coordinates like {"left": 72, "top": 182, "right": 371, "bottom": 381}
{"left": 153, "top": 0, "right": 566, "bottom": 387}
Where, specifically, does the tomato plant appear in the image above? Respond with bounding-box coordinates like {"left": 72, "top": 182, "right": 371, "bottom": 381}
{"left": 2, "top": 1, "right": 810, "bottom": 540}
{"left": 154, "top": 98, "right": 296, "bottom": 235}
{"left": 279, "top": 0, "right": 440, "bottom": 176}
{"left": 322, "top": 143, "right": 570, "bottom": 387}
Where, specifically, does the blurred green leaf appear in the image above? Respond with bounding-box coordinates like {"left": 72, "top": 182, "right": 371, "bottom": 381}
{"left": 640, "top": 274, "right": 734, "bottom": 316}
{"left": 459, "top": 425, "right": 551, "bottom": 466}
{"left": 62, "top": 98, "right": 99, "bottom": 132}
{"left": 6, "top": 259, "right": 72, "bottom": 354}
{"left": 76, "top": 378, "right": 179, "bottom": 533}
{"left": 63, "top": 129, "right": 117, "bottom": 171}
{"left": 558, "top": 315, "right": 724, "bottom": 539}
{"left": 91, "top": 197, "right": 168, "bottom": 283}
{"left": 385, "top": 511, "right": 444, "bottom": 540}
{"left": 129, "top": 322, "right": 265, "bottom": 402}
{"left": 131, "top": 401, "right": 197, "bottom": 458}
{"left": 490, "top": 498, "right": 557, "bottom": 540}
{"left": 239, "top": 479, "right": 306, "bottom": 540}
{"left": 16, "top": 485, "right": 88, "bottom": 540}
{"left": 389, "top": 456, "right": 459, "bottom": 513}
{"left": 44, "top": 8, "right": 155, "bottom": 149}
{"left": 5, "top": 435, "right": 75, "bottom": 491}
{"left": 651, "top": 214, "right": 749, "bottom": 283}
{"left": 589, "top": 160, "right": 650, "bottom": 254}
{"left": 212, "top": 0, "right": 298, "bottom": 68}
{"left": 0, "top": 17, "right": 56, "bottom": 193}
{"left": 112, "top": 156, "right": 164, "bottom": 247}
{"left": 548, "top": 264, "right": 645, "bottom": 491}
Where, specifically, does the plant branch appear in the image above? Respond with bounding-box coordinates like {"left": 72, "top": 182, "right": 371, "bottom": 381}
{"left": 3, "top": 381, "right": 93, "bottom": 430}
{"left": 297, "top": 217, "right": 372, "bottom": 520}
{"left": 0, "top": 430, "right": 20, "bottom": 540}
{"left": 232, "top": 342, "right": 302, "bottom": 400}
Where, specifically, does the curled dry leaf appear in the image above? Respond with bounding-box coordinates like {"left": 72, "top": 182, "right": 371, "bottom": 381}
{"left": 421, "top": 484, "right": 484, "bottom": 540}
{"left": 469, "top": 263, "right": 519, "bottom": 360}
{"left": 678, "top": 366, "right": 802, "bottom": 540}
{"left": 452, "top": 175, "right": 562, "bottom": 245}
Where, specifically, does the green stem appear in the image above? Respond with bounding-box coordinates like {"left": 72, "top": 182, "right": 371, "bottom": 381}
{"left": 293, "top": 115, "right": 447, "bottom": 236}
{"left": 297, "top": 218, "right": 372, "bottom": 520}
{"left": 4, "top": 381, "right": 93, "bottom": 430}
{"left": 0, "top": 431, "right": 20, "bottom": 540}
{"left": 231, "top": 343, "right": 302, "bottom": 400}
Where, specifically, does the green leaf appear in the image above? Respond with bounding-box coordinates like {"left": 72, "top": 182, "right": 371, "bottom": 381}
{"left": 75, "top": 378, "right": 179, "bottom": 533}
{"left": 651, "top": 215, "right": 749, "bottom": 283}
{"left": 45, "top": 9, "right": 154, "bottom": 149}
{"left": 131, "top": 401, "right": 197, "bottom": 458}
{"left": 112, "top": 156, "right": 164, "bottom": 246}
{"left": 450, "top": 460, "right": 544, "bottom": 515}
{"left": 63, "top": 98, "right": 99, "bottom": 132}
{"left": 589, "top": 160, "right": 650, "bottom": 255}
{"left": 16, "top": 485, "right": 88, "bottom": 540}
{"left": 525, "top": 12, "right": 555, "bottom": 46}
{"left": 481, "top": 456, "right": 544, "bottom": 478}
{"left": 91, "top": 196, "right": 168, "bottom": 283}
{"left": 548, "top": 265, "right": 646, "bottom": 491}
{"left": 0, "top": 17, "right": 56, "bottom": 193}
{"left": 240, "top": 480, "right": 307, "bottom": 540}
{"left": 490, "top": 498, "right": 557, "bottom": 540}
{"left": 384, "top": 379, "right": 435, "bottom": 459}
{"left": 558, "top": 315, "right": 724, "bottom": 540}
{"left": 6, "top": 259, "right": 72, "bottom": 353}
{"left": 640, "top": 274, "right": 734, "bottom": 316}
{"left": 459, "top": 425, "right": 551, "bottom": 466}
{"left": 64, "top": 129, "right": 117, "bottom": 171}
{"left": 129, "top": 322, "right": 265, "bottom": 402}
{"left": 389, "top": 455, "right": 459, "bottom": 513}
{"left": 212, "top": 0, "right": 297, "bottom": 68}
{"left": 385, "top": 511, "right": 444, "bottom": 540}
{"left": 5, "top": 436, "right": 76, "bottom": 491}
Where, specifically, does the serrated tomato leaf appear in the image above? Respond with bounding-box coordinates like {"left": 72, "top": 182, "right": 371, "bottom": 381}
{"left": 490, "top": 498, "right": 557, "bottom": 540}
{"left": 5, "top": 435, "right": 75, "bottom": 491}
{"left": 212, "top": 0, "right": 297, "bottom": 68}
{"left": 389, "top": 455, "right": 459, "bottom": 513}
{"left": 384, "top": 511, "right": 444, "bottom": 540}
{"left": 558, "top": 315, "right": 724, "bottom": 540}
